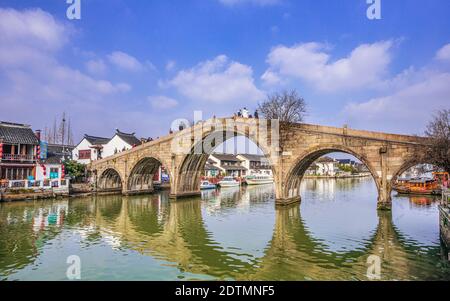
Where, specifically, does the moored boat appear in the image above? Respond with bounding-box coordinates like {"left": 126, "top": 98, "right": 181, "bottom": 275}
{"left": 245, "top": 174, "right": 274, "bottom": 185}
{"left": 218, "top": 176, "right": 240, "bottom": 187}
{"left": 393, "top": 172, "right": 448, "bottom": 196}
{"left": 200, "top": 180, "right": 217, "bottom": 190}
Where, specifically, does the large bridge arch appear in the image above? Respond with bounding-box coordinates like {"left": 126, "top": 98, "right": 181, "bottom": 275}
{"left": 281, "top": 145, "right": 381, "bottom": 205}
{"left": 126, "top": 156, "right": 172, "bottom": 195}
{"left": 172, "top": 123, "right": 279, "bottom": 198}
{"left": 97, "top": 168, "right": 123, "bottom": 193}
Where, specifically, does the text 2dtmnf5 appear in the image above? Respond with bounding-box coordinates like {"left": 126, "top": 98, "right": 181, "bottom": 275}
{"left": 175, "top": 285, "right": 275, "bottom": 298}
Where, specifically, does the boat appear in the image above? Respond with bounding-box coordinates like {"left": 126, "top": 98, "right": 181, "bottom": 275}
{"left": 393, "top": 172, "right": 448, "bottom": 196}
{"left": 200, "top": 180, "right": 217, "bottom": 190}
{"left": 218, "top": 176, "right": 240, "bottom": 187}
{"left": 245, "top": 174, "right": 274, "bottom": 185}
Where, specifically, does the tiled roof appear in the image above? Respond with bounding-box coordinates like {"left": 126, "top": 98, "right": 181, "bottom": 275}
{"left": 211, "top": 154, "right": 241, "bottom": 162}
{"left": 238, "top": 154, "right": 266, "bottom": 161}
{"left": 0, "top": 121, "right": 39, "bottom": 145}
{"left": 84, "top": 135, "right": 110, "bottom": 145}
{"left": 316, "top": 156, "right": 336, "bottom": 163}
{"left": 205, "top": 163, "right": 220, "bottom": 171}
{"left": 48, "top": 144, "right": 74, "bottom": 155}
{"left": 115, "top": 130, "right": 141, "bottom": 146}
{"left": 222, "top": 165, "right": 247, "bottom": 171}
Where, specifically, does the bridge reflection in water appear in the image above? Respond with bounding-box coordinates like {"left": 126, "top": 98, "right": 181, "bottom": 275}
{"left": 0, "top": 180, "right": 449, "bottom": 280}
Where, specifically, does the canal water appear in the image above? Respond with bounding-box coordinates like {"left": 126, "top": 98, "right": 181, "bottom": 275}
{"left": 1, "top": 178, "right": 449, "bottom": 281}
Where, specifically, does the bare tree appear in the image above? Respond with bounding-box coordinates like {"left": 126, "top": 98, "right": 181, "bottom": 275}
{"left": 258, "top": 90, "right": 307, "bottom": 125}
{"left": 424, "top": 109, "right": 450, "bottom": 173}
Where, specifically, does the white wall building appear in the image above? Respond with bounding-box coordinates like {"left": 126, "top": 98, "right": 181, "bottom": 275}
{"left": 72, "top": 135, "right": 110, "bottom": 164}
{"left": 73, "top": 131, "right": 142, "bottom": 165}
{"left": 208, "top": 154, "right": 247, "bottom": 177}
{"left": 102, "top": 130, "right": 141, "bottom": 158}
{"left": 305, "top": 157, "right": 338, "bottom": 176}
{"left": 236, "top": 154, "right": 273, "bottom": 176}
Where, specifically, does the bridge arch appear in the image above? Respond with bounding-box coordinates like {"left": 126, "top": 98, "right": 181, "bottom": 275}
{"left": 98, "top": 168, "right": 123, "bottom": 192}
{"left": 173, "top": 125, "right": 277, "bottom": 198}
{"left": 127, "top": 156, "right": 170, "bottom": 195}
{"left": 281, "top": 145, "right": 380, "bottom": 204}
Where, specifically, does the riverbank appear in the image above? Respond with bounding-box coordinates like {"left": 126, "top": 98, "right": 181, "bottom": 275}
{"left": 0, "top": 190, "right": 68, "bottom": 202}
{"left": 439, "top": 205, "right": 450, "bottom": 249}
{"left": 440, "top": 189, "right": 450, "bottom": 248}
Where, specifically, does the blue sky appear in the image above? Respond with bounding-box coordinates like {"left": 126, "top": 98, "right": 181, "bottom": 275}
{"left": 0, "top": 0, "right": 449, "bottom": 143}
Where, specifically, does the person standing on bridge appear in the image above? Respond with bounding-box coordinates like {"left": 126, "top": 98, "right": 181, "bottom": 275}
{"left": 241, "top": 107, "right": 249, "bottom": 118}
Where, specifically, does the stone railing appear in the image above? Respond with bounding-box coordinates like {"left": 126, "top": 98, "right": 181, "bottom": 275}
{"left": 1, "top": 153, "right": 36, "bottom": 162}
{"left": 1, "top": 179, "right": 70, "bottom": 193}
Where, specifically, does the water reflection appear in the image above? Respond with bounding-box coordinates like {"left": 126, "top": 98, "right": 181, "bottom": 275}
{"left": 0, "top": 178, "right": 449, "bottom": 280}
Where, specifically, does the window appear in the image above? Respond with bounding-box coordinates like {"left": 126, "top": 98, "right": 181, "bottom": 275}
{"left": 78, "top": 150, "right": 91, "bottom": 160}
{"left": 50, "top": 168, "right": 59, "bottom": 179}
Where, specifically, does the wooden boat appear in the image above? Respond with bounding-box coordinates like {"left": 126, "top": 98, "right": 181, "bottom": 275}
{"left": 218, "top": 177, "right": 240, "bottom": 187}
{"left": 200, "top": 180, "right": 217, "bottom": 190}
{"left": 393, "top": 172, "right": 448, "bottom": 196}
{"left": 245, "top": 174, "right": 274, "bottom": 185}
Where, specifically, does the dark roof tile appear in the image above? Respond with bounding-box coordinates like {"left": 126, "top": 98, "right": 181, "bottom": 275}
{"left": 0, "top": 121, "right": 39, "bottom": 145}
{"left": 84, "top": 135, "right": 110, "bottom": 145}
{"left": 115, "top": 130, "right": 141, "bottom": 146}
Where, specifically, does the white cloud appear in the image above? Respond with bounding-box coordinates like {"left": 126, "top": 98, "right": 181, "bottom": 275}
{"left": 85, "top": 59, "right": 107, "bottom": 75}
{"left": 219, "top": 0, "right": 281, "bottom": 6}
{"left": 107, "top": 51, "right": 144, "bottom": 72}
{"left": 166, "top": 60, "right": 176, "bottom": 71}
{"left": 263, "top": 41, "right": 393, "bottom": 92}
{"left": 343, "top": 71, "right": 450, "bottom": 134}
{"left": 436, "top": 43, "right": 450, "bottom": 62}
{"left": 166, "top": 55, "right": 264, "bottom": 103}
{"left": 261, "top": 70, "right": 282, "bottom": 85}
{"left": 0, "top": 8, "right": 133, "bottom": 141}
{"left": 0, "top": 8, "right": 68, "bottom": 51}
{"left": 148, "top": 95, "right": 179, "bottom": 110}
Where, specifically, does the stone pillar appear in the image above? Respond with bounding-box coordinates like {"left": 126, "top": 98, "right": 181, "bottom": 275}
{"left": 377, "top": 146, "right": 392, "bottom": 211}
{"left": 275, "top": 158, "right": 301, "bottom": 206}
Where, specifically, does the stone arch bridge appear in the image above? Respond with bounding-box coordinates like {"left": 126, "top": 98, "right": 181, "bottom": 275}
{"left": 89, "top": 117, "right": 430, "bottom": 210}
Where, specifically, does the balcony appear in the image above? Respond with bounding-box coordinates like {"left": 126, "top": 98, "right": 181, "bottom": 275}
{"left": 1, "top": 153, "right": 36, "bottom": 162}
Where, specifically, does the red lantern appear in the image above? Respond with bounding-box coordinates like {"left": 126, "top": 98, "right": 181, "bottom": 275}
{"left": 61, "top": 164, "right": 65, "bottom": 179}
{"left": 0, "top": 143, "right": 3, "bottom": 160}
{"left": 41, "top": 164, "right": 46, "bottom": 176}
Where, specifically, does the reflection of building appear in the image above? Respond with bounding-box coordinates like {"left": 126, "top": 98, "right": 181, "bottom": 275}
{"left": 0, "top": 121, "right": 39, "bottom": 180}
{"left": 72, "top": 130, "right": 142, "bottom": 164}
{"left": 237, "top": 154, "right": 273, "bottom": 176}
